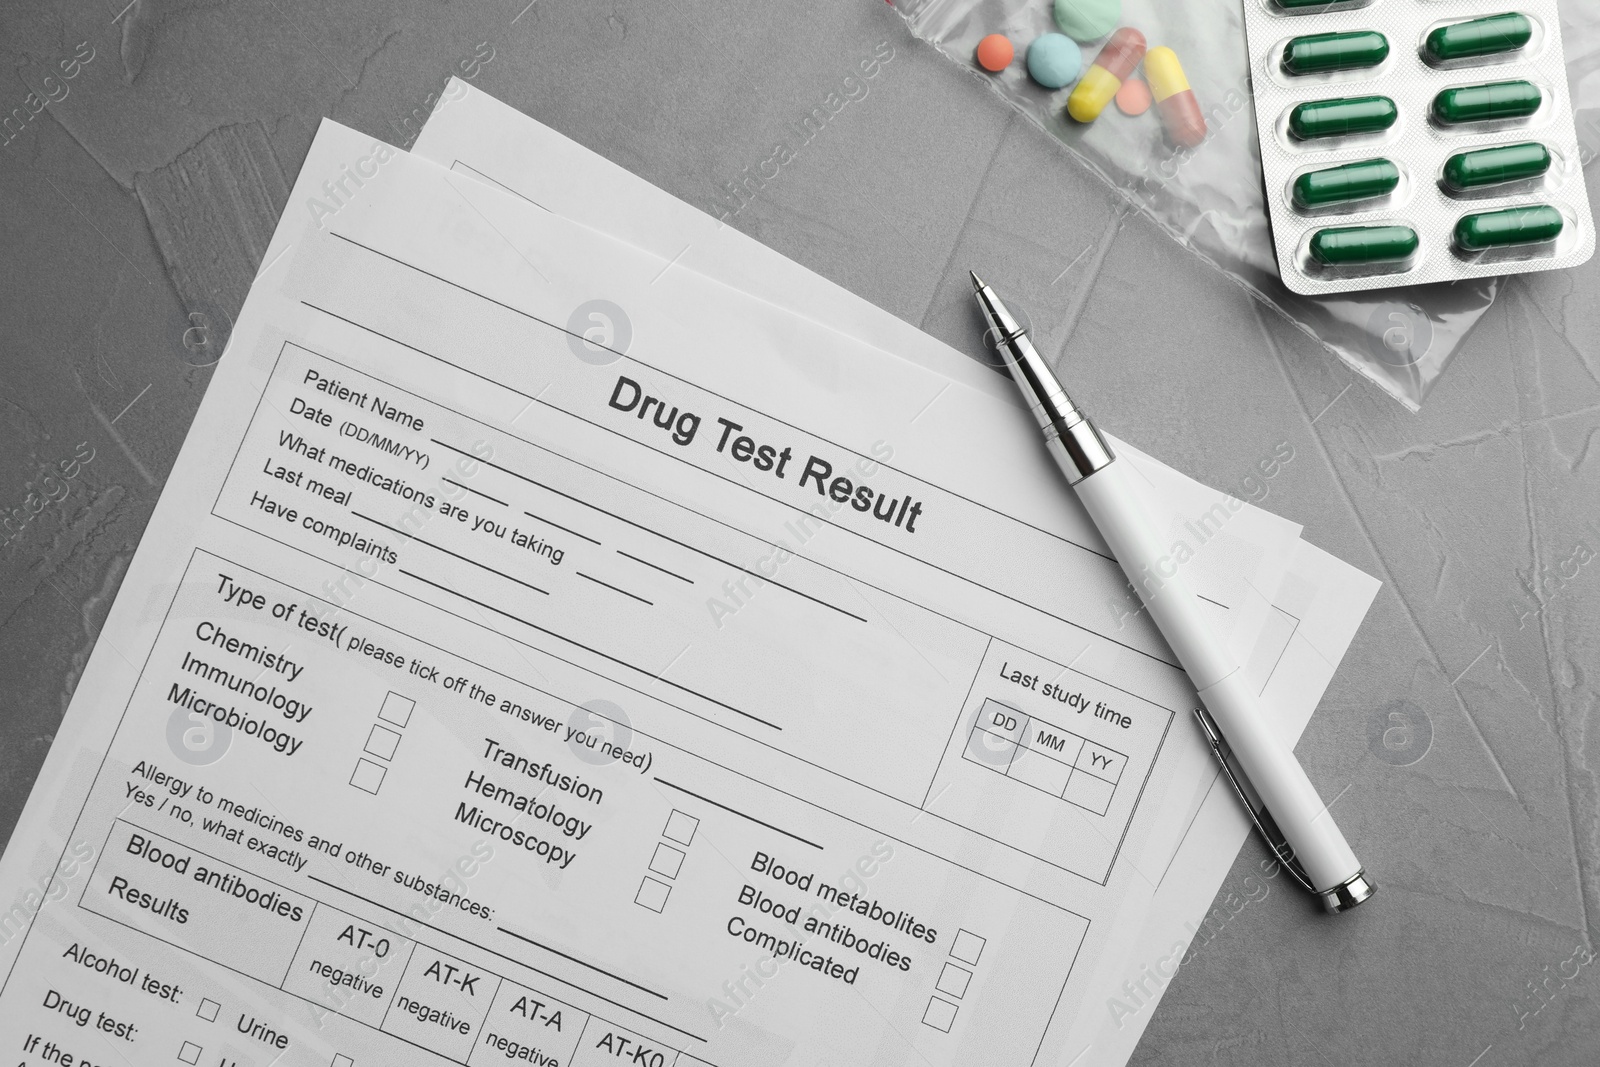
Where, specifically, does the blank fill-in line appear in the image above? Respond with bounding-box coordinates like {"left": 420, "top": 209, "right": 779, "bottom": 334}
{"left": 577, "top": 572, "right": 654, "bottom": 606}
{"left": 398, "top": 568, "right": 781, "bottom": 730}
{"left": 301, "top": 287, "right": 1191, "bottom": 669}
{"left": 431, "top": 439, "right": 867, "bottom": 625}
{"left": 522, "top": 510, "right": 601, "bottom": 546}
{"left": 442, "top": 476, "right": 507, "bottom": 507}
{"left": 617, "top": 550, "right": 694, "bottom": 584}
{"left": 287, "top": 338, "right": 1182, "bottom": 697}
{"left": 299, "top": 306, "right": 1174, "bottom": 670}
{"left": 496, "top": 926, "right": 667, "bottom": 1001}
{"left": 352, "top": 511, "right": 548, "bottom": 596}
{"left": 655, "top": 777, "right": 823, "bottom": 850}
{"left": 327, "top": 232, "right": 623, "bottom": 361}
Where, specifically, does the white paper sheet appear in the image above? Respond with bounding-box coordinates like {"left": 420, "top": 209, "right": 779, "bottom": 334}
{"left": 0, "top": 118, "right": 1376, "bottom": 1067}
{"left": 413, "top": 83, "right": 1382, "bottom": 1064}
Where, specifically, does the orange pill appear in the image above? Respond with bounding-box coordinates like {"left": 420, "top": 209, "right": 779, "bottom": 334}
{"left": 1115, "top": 78, "right": 1152, "bottom": 116}
{"left": 976, "top": 34, "right": 1015, "bottom": 72}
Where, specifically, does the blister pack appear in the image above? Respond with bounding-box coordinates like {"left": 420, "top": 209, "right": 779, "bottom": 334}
{"left": 1244, "top": 2, "right": 1594, "bottom": 295}
{"left": 898, "top": 0, "right": 1600, "bottom": 409}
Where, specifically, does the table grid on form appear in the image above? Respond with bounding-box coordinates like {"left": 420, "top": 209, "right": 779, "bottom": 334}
{"left": 961, "top": 699, "right": 1128, "bottom": 816}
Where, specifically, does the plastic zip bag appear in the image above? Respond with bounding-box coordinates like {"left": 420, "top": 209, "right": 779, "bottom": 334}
{"left": 895, "top": 0, "right": 1600, "bottom": 410}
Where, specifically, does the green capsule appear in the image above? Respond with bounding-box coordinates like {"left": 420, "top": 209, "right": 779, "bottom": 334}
{"left": 1453, "top": 205, "right": 1563, "bottom": 251}
{"left": 1432, "top": 80, "right": 1542, "bottom": 125}
{"left": 1289, "top": 96, "right": 1399, "bottom": 140}
{"left": 1283, "top": 31, "right": 1390, "bottom": 75}
{"left": 1274, "top": 0, "right": 1356, "bottom": 7}
{"left": 1424, "top": 13, "right": 1534, "bottom": 65}
{"left": 1293, "top": 158, "right": 1401, "bottom": 209}
{"left": 1442, "top": 142, "right": 1551, "bottom": 191}
{"left": 1309, "top": 225, "right": 1419, "bottom": 266}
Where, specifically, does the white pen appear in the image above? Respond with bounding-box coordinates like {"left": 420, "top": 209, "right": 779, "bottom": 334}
{"left": 971, "top": 272, "right": 1374, "bottom": 913}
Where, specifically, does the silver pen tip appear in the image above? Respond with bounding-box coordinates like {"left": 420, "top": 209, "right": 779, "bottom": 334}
{"left": 969, "top": 271, "right": 985, "bottom": 292}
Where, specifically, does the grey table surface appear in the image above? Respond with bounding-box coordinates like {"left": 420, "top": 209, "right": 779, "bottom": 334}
{"left": 2, "top": 1, "right": 1597, "bottom": 1064}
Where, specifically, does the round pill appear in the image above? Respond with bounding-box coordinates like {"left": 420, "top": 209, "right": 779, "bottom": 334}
{"left": 1115, "top": 78, "right": 1151, "bottom": 116}
{"left": 1027, "top": 34, "right": 1083, "bottom": 90}
{"left": 976, "top": 34, "right": 1015, "bottom": 73}
{"left": 1053, "top": 0, "right": 1120, "bottom": 43}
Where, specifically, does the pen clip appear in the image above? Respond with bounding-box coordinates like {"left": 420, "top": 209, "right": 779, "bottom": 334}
{"left": 1192, "top": 707, "right": 1316, "bottom": 894}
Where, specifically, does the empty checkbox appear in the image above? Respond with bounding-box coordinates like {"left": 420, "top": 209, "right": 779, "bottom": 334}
{"left": 331, "top": 1056, "right": 354, "bottom": 1067}
{"left": 350, "top": 759, "right": 387, "bottom": 794}
{"left": 378, "top": 691, "right": 415, "bottom": 728}
{"left": 364, "top": 724, "right": 402, "bottom": 761}
{"left": 949, "top": 929, "right": 986, "bottom": 966}
{"left": 649, "top": 843, "right": 685, "bottom": 879}
{"left": 196, "top": 997, "right": 220, "bottom": 1022}
{"left": 662, "top": 809, "right": 698, "bottom": 846}
{"left": 635, "top": 877, "right": 671, "bottom": 913}
{"left": 1064, "top": 771, "right": 1115, "bottom": 815}
{"left": 936, "top": 963, "right": 972, "bottom": 999}
{"left": 178, "top": 1043, "right": 203, "bottom": 1065}
{"left": 922, "top": 997, "right": 958, "bottom": 1032}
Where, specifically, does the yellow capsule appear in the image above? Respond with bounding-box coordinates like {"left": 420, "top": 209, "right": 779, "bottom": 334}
{"left": 1144, "top": 46, "right": 1206, "bottom": 148}
{"left": 1144, "top": 47, "right": 1189, "bottom": 97}
{"left": 1068, "top": 66, "right": 1121, "bottom": 122}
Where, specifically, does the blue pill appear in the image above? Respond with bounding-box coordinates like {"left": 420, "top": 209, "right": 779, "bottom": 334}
{"left": 1027, "top": 33, "right": 1083, "bottom": 89}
